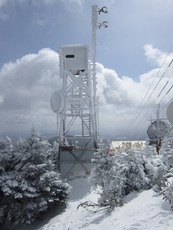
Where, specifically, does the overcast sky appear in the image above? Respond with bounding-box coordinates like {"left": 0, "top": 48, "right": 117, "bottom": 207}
{"left": 0, "top": 0, "right": 173, "bottom": 139}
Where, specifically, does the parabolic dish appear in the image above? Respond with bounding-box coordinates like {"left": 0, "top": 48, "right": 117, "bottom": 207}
{"left": 50, "top": 90, "right": 65, "bottom": 113}
{"left": 147, "top": 120, "right": 169, "bottom": 140}
{"left": 167, "top": 101, "right": 173, "bottom": 124}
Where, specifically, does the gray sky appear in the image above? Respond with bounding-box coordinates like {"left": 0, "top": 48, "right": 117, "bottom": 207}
{"left": 0, "top": 0, "right": 173, "bottom": 139}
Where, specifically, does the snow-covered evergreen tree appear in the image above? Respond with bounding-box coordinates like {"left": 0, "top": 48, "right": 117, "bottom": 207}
{"left": 0, "top": 137, "right": 14, "bottom": 172}
{"left": 89, "top": 140, "right": 112, "bottom": 188}
{"left": 89, "top": 140, "right": 126, "bottom": 207}
{"left": 142, "top": 141, "right": 155, "bottom": 158}
{"left": 162, "top": 178, "right": 173, "bottom": 211}
{"left": 141, "top": 142, "right": 168, "bottom": 192}
{"left": 0, "top": 130, "right": 71, "bottom": 228}
{"left": 89, "top": 141, "right": 150, "bottom": 208}
{"left": 119, "top": 150, "right": 149, "bottom": 193}
{"left": 51, "top": 141, "right": 60, "bottom": 171}
{"left": 89, "top": 138, "right": 173, "bottom": 211}
{"left": 157, "top": 137, "right": 173, "bottom": 209}
{"left": 160, "top": 137, "right": 173, "bottom": 170}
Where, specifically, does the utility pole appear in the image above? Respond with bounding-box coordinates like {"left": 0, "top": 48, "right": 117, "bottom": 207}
{"left": 156, "top": 104, "right": 161, "bottom": 153}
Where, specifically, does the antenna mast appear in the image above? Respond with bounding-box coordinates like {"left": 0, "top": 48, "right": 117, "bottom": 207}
{"left": 91, "top": 5, "right": 108, "bottom": 147}
{"left": 92, "top": 5, "right": 98, "bottom": 147}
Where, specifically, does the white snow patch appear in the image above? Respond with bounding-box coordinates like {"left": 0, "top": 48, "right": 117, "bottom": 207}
{"left": 33, "top": 178, "right": 173, "bottom": 230}
{"left": 68, "top": 177, "right": 92, "bottom": 201}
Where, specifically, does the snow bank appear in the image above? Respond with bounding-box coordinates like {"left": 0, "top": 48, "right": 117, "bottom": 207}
{"left": 37, "top": 179, "right": 173, "bottom": 230}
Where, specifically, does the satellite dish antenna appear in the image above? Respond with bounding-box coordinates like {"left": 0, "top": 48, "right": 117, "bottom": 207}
{"left": 50, "top": 90, "right": 65, "bottom": 113}
{"left": 167, "top": 101, "right": 173, "bottom": 124}
{"left": 147, "top": 120, "right": 169, "bottom": 140}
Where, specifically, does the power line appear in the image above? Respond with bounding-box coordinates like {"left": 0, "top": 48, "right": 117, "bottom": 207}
{"left": 131, "top": 83, "right": 173, "bottom": 139}
{"left": 146, "top": 58, "right": 173, "bottom": 102}
{"left": 157, "top": 80, "right": 169, "bottom": 98}
{"left": 128, "top": 49, "right": 173, "bottom": 139}
{"left": 159, "top": 84, "right": 173, "bottom": 104}
{"left": 128, "top": 53, "right": 172, "bottom": 132}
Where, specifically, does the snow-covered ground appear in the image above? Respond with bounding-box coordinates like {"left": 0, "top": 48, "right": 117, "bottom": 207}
{"left": 26, "top": 178, "right": 173, "bottom": 230}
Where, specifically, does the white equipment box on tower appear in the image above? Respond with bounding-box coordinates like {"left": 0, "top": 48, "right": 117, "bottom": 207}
{"left": 59, "top": 45, "right": 88, "bottom": 76}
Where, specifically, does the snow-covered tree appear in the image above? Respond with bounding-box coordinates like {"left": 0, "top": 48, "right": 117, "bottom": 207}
{"left": 89, "top": 141, "right": 150, "bottom": 208}
{"left": 51, "top": 141, "right": 60, "bottom": 171}
{"left": 89, "top": 140, "right": 112, "bottom": 188}
{"left": 160, "top": 137, "right": 173, "bottom": 170}
{"left": 89, "top": 138, "right": 173, "bottom": 211}
{"left": 162, "top": 178, "right": 173, "bottom": 211}
{"left": 141, "top": 142, "right": 168, "bottom": 192}
{"left": 142, "top": 141, "right": 155, "bottom": 158}
{"left": 157, "top": 137, "right": 173, "bottom": 210}
{"left": 0, "top": 130, "right": 71, "bottom": 228}
{"left": 89, "top": 140, "right": 126, "bottom": 207}
{"left": 0, "top": 137, "right": 14, "bottom": 172}
{"left": 119, "top": 150, "right": 149, "bottom": 193}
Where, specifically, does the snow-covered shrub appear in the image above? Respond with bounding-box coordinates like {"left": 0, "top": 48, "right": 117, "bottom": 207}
{"left": 146, "top": 137, "right": 173, "bottom": 193}
{"left": 0, "top": 130, "right": 70, "bottom": 228}
{"left": 89, "top": 140, "right": 112, "bottom": 188}
{"left": 140, "top": 141, "right": 169, "bottom": 192}
{"left": 90, "top": 141, "right": 150, "bottom": 208}
{"left": 90, "top": 144, "right": 126, "bottom": 207}
{"left": 160, "top": 137, "right": 173, "bottom": 169}
{"left": 0, "top": 137, "right": 14, "bottom": 173}
{"left": 143, "top": 155, "right": 167, "bottom": 192}
{"left": 90, "top": 138, "right": 173, "bottom": 211}
{"left": 152, "top": 163, "right": 168, "bottom": 192}
{"left": 142, "top": 141, "right": 155, "bottom": 158}
{"left": 157, "top": 137, "right": 173, "bottom": 210}
{"left": 119, "top": 151, "right": 149, "bottom": 193}
{"left": 162, "top": 178, "right": 173, "bottom": 210}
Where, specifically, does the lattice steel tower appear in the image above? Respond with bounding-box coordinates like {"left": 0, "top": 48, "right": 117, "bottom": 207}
{"left": 58, "top": 44, "right": 98, "bottom": 150}
{"left": 50, "top": 5, "right": 107, "bottom": 178}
